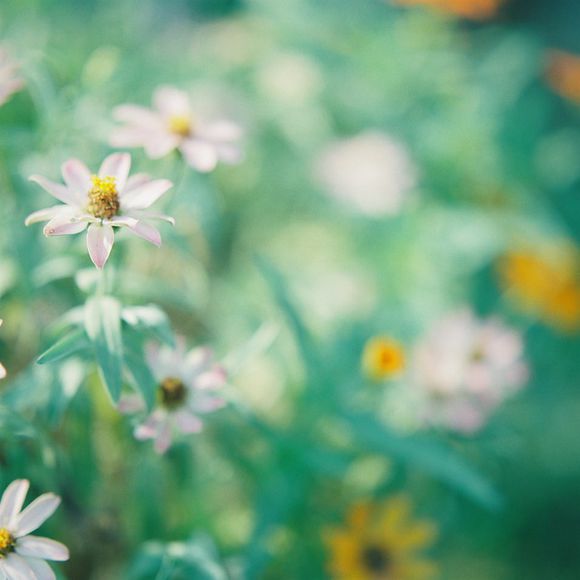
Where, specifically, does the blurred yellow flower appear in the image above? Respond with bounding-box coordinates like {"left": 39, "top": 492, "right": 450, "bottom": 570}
{"left": 363, "top": 337, "right": 406, "bottom": 381}
{"left": 326, "top": 496, "right": 438, "bottom": 580}
{"left": 546, "top": 51, "right": 580, "bottom": 103}
{"left": 498, "top": 249, "right": 580, "bottom": 332}
{"left": 393, "top": 0, "right": 503, "bottom": 20}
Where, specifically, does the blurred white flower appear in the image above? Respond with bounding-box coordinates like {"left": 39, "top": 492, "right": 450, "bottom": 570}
{"left": 0, "top": 320, "right": 5, "bottom": 380}
{"left": 0, "top": 479, "right": 69, "bottom": 579}
{"left": 410, "top": 309, "right": 528, "bottom": 433}
{"left": 314, "top": 131, "right": 418, "bottom": 216}
{"left": 25, "top": 153, "right": 174, "bottom": 269}
{"left": 119, "top": 340, "right": 227, "bottom": 454}
{"left": 110, "top": 86, "right": 243, "bottom": 173}
{"left": 0, "top": 48, "right": 23, "bottom": 107}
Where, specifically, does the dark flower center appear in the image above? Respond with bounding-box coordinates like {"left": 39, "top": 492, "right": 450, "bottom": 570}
{"left": 159, "top": 377, "right": 187, "bottom": 409}
{"left": 361, "top": 545, "right": 391, "bottom": 574}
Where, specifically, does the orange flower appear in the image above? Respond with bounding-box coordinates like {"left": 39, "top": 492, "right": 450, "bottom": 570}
{"left": 498, "top": 247, "right": 580, "bottom": 332}
{"left": 326, "top": 496, "right": 438, "bottom": 580}
{"left": 546, "top": 50, "right": 580, "bottom": 103}
{"left": 393, "top": 0, "right": 503, "bottom": 20}
{"left": 362, "top": 337, "right": 406, "bottom": 381}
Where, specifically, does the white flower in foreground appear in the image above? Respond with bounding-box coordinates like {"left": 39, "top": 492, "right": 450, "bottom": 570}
{"left": 0, "top": 320, "right": 5, "bottom": 380}
{"left": 314, "top": 131, "right": 418, "bottom": 216}
{"left": 25, "top": 153, "right": 174, "bottom": 269}
{"left": 0, "top": 48, "right": 23, "bottom": 107}
{"left": 119, "top": 341, "right": 227, "bottom": 454}
{"left": 0, "top": 479, "right": 69, "bottom": 579}
{"left": 410, "top": 309, "right": 528, "bottom": 433}
{"left": 110, "top": 85, "right": 243, "bottom": 172}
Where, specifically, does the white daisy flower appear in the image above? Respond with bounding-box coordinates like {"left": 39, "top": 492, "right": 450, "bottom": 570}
{"left": 25, "top": 153, "right": 174, "bottom": 269}
{"left": 0, "top": 479, "right": 69, "bottom": 580}
{"left": 110, "top": 85, "right": 243, "bottom": 172}
{"left": 119, "top": 340, "right": 227, "bottom": 454}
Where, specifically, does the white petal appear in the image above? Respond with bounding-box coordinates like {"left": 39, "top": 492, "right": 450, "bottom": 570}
{"left": 153, "top": 86, "right": 191, "bottom": 117}
{"left": 173, "top": 410, "right": 203, "bottom": 434}
{"left": 22, "top": 558, "right": 56, "bottom": 580}
{"left": 123, "top": 173, "right": 151, "bottom": 194}
{"left": 15, "top": 537, "right": 69, "bottom": 562}
{"left": 43, "top": 215, "right": 88, "bottom": 237}
{"left": 153, "top": 421, "right": 172, "bottom": 454}
{"left": 125, "top": 221, "right": 162, "bottom": 247}
{"left": 13, "top": 494, "right": 60, "bottom": 537}
{"left": 191, "top": 394, "right": 226, "bottom": 414}
{"left": 201, "top": 120, "right": 243, "bottom": 142}
{"left": 134, "top": 411, "right": 164, "bottom": 441}
{"left": 60, "top": 159, "right": 91, "bottom": 201}
{"left": 180, "top": 140, "right": 218, "bottom": 173}
{"left": 86, "top": 223, "right": 114, "bottom": 269}
{"left": 24, "top": 206, "right": 65, "bottom": 226}
{"left": 128, "top": 211, "right": 175, "bottom": 225}
{"left": 105, "top": 216, "right": 138, "bottom": 228}
{"left": 143, "top": 134, "right": 180, "bottom": 159}
{"left": 112, "top": 104, "right": 163, "bottom": 129}
{"left": 29, "top": 176, "right": 76, "bottom": 206}
{"left": 121, "top": 179, "right": 172, "bottom": 210}
{"left": 0, "top": 480, "right": 29, "bottom": 528}
{"left": 0, "top": 553, "right": 35, "bottom": 580}
{"left": 117, "top": 394, "right": 145, "bottom": 414}
{"left": 0, "top": 363, "right": 6, "bottom": 379}
{"left": 195, "top": 367, "right": 227, "bottom": 390}
{"left": 98, "top": 153, "right": 131, "bottom": 192}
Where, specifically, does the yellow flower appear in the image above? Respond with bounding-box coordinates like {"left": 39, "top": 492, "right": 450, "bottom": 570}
{"left": 393, "top": 0, "right": 503, "bottom": 20}
{"left": 546, "top": 50, "right": 580, "bottom": 103}
{"left": 498, "top": 248, "right": 580, "bottom": 332}
{"left": 362, "top": 337, "right": 406, "bottom": 381}
{"left": 326, "top": 496, "right": 438, "bottom": 580}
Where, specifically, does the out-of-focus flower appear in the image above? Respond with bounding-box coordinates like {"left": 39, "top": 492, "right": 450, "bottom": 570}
{"left": 0, "top": 479, "right": 69, "bottom": 579}
{"left": 0, "top": 320, "right": 5, "bottom": 380}
{"left": 25, "top": 153, "right": 174, "bottom": 269}
{"left": 326, "top": 495, "right": 437, "bottom": 580}
{"left": 110, "top": 86, "right": 243, "bottom": 173}
{"left": 314, "top": 131, "right": 418, "bottom": 217}
{"left": 392, "top": 0, "right": 503, "bottom": 20}
{"left": 119, "top": 341, "right": 227, "bottom": 454}
{"left": 0, "top": 47, "right": 23, "bottom": 107}
{"left": 546, "top": 51, "right": 580, "bottom": 103}
{"left": 410, "top": 309, "right": 528, "bottom": 433}
{"left": 498, "top": 248, "right": 580, "bottom": 332}
{"left": 362, "top": 336, "right": 405, "bottom": 381}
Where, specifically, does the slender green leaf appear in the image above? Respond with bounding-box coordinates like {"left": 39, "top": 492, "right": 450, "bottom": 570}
{"left": 37, "top": 328, "right": 89, "bottom": 365}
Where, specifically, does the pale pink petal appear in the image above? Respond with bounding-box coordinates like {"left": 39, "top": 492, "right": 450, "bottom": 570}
{"left": 184, "top": 347, "right": 213, "bottom": 376}
{"left": 86, "top": 223, "right": 114, "bottom": 269}
{"left": 110, "top": 127, "right": 155, "bottom": 148}
{"left": 113, "top": 104, "right": 163, "bottom": 128}
{"left": 153, "top": 86, "right": 191, "bottom": 118}
{"left": 99, "top": 153, "right": 131, "bottom": 192}
{"left": 216, "top": 143, "right": 243, "bottom": 164}
{"left": 23, "top": 558, "right": 56, "bottom": 580}
{"left": 173, "top": 410, "right": 203, "bottom": 434}
{"left": 125, "top": 221, "right": 162, "bottom": 247}
{"left": 117, "top": 394, "right": 145, "bottom": 414}
{"left": 134, "top": 411, "right": 165, "bottom": 440}
{"left": 0, "top": 479, "right": 29, "bottom": 528}
{"left": 24, "top": 206, "right": 65, "bottom": 226}
{"left": 123, "top": 173, "right": 151, "bottom": 194}
{"left": 0, "top": 553, "right": 35, "bottom": 580}
{"left": 13, "top": 493, "right": 60, "bottom": 537}
{"left": 195, "top": 368, "right": 227, "bottom": 390}
{"left": 61, "top": 159, "right": 91, "bottom": 199}
{"left": 0, "top": 363, "right": 6, "bottom": 379}
{"left": 43, "top": 215, "right": 88, "bottom": 237}
{"left": 153, "top": 421, "right": 172, "bottom": 454}
{"left": 192, "top": 395, "right": 226, "bottom": 413}
{"left": 120, "top": 179, "right": 172, "bottom": 210}
{"left": 29, "top": 175, "right": 77, "bottom": 206}
{"left": 105, "top": 216, "right": 138, "bottom": 228}
{"left": 201, "top": 120, "right": 243, "bottom": 142}
{"left": 128, "top": 211, "right": 175, "bottom": 225}
{"left": 15, "top": 536, "right": 69, "bottom": 561}
{"left": 180, "top": 140, "right": 218, "bottom": 172}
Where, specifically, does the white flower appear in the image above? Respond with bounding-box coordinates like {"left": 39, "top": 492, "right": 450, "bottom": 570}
{"left": 0, "top": 48, "right": 23, "bottom": 107}
{"left": 410, "top": 309, "right": 528, "bottom": 433}
{"left": 25, "top": 153, "right": 174, "bottom": 269}
{"left": 110, "top": 85, "right": 243, "bottom": 173}
{"left": 314, "top": 131, "right": 418, "bottom": 216}
{"left": 119, "top": 340, "right": 227, "bottom": 454}
{"left": 0, "top": 479, "right": 69, "bottom": 580}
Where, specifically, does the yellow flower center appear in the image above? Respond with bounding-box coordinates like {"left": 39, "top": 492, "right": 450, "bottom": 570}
{"left": 87, "top": 175, "right": 120, "bottom": 220}
{"left": 168, "top": 115, "right": 193, "bottom": 137}
{"left": 362, "top": 337, "right": 405, "bottom": 381}
{"left": 361, "top": 544, "right": 390, "bottom": 574}
{"left": 159, "top": 377, "right": 187, "bottom": 409}
{"left": 0, "top": 528, "right": 15, "bottom": 558}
